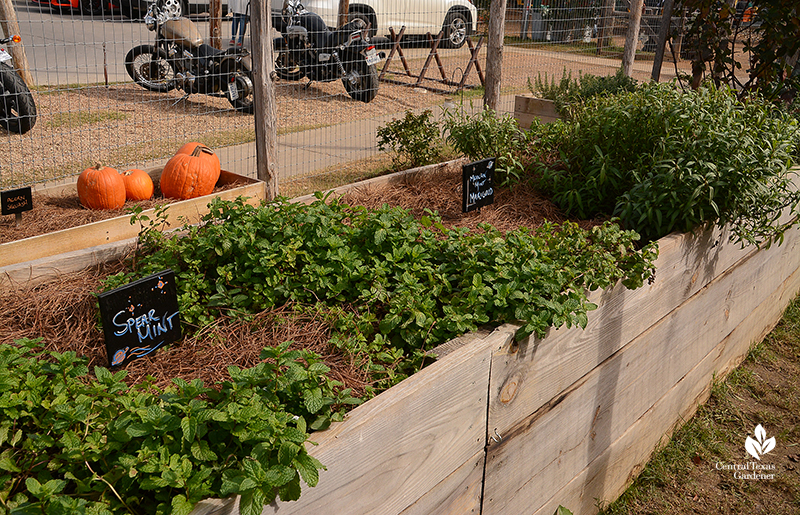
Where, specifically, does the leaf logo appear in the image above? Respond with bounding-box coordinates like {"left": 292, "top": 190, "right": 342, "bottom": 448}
{"left": 745, "top": 424, "right": 776, "bottom": 460}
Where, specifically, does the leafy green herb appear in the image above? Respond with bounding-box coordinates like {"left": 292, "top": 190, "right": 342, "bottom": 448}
{"left": 0, "top": 338, "right": 336, "bottom": 515}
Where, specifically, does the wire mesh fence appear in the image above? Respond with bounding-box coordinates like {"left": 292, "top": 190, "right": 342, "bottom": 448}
{"left": 0, "top": 0, "right": 689, "bottom": 195}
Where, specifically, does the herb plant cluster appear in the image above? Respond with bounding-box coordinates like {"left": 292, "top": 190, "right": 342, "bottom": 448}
{"left": 533, "top": 83, "right": 800, "bottom": 245}
{"left": 110, "top": 196, "right": 657, "bottom": 389}
{"left": 528, "top": 67, "right": 639, "bottom": 117}
{"left": 0, "top": 338, "right": 361, "bottom": 515}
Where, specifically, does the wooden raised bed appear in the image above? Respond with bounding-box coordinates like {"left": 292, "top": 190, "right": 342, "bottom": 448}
{"left": 514, "top": 95, "right": 561, "bottom": 129}
{"left": 0, "top": 169, "right": 264, "bottom": 287}
{"left": 188, "top": 210, "right": 800, "bottom": 514}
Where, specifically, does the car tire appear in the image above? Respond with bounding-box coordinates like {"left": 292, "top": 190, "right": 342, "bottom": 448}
{"left": 440, "top": 11, "right": 469, "bottom": 49}
{"left": 119, "top": 0, "right": 144, "bottom": 19}
{"left": 79, "top": 0, "right": 105, "bottom": 15}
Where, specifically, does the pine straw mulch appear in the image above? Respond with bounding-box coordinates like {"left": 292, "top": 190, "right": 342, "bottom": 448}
{"left": 0, "top": 182, "right": 243, "bottom": 245}
{"left": 0, "top": 163, "right": 599, "bottom": 396}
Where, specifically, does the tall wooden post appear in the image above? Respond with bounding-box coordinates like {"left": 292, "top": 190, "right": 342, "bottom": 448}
{"left": 250, "top": 0, "right": 279, "bottom": 199}
{"left": 621, "top": 0, "right": 644, "bottom": 77}
{"left": 0, "top": 0, "right": 34, "bottom": 87}
{"left": 338, "top": 0, "right": 350, "bottom": 27}
{"left": 210, "top": 0, "right": 223, "bottom": 49}
{"left": 650, "top": 0, "right": 675, "bottom": 81}
{"left": 484, "top": 0, "right": 507, "bottom": 110}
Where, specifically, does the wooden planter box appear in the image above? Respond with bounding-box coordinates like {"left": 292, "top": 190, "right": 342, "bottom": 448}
{"left": 514, "top": 95, "right": 561, "bottom": 129}
{"left": 0, "top": 169, "right": 264, "bottom": 287}
{"left": 190, "top": 212, "right": 800, "bottom": 515}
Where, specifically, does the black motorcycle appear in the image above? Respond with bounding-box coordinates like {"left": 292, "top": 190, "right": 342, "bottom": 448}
{"left": 124, "top": 1, "right": 254, "bottom": 113}
{"left": 0, "top": 35, "right": 36, "bottom": 134}
{"left": 273, "top": 0, "right": 384, "bottom": 103}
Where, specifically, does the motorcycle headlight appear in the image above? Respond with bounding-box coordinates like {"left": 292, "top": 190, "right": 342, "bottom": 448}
{"left": 145, "top": 15, "right": 156, "bottom": 30}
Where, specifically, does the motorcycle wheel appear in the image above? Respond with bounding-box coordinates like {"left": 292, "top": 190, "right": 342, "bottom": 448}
{"left": 275, "top": 50, "right": 302, "bottom": 81}
{"left": 0, "top": 63, "right": 37, "bottom": 135}
{"left": 227, "top": 68, "right": 254, "bottom": 114}
{"left": 342, "top": 58, "right": 378, "bottom": 103}
{"left": 124, "top": 45, "right": 177, "bottom": 93}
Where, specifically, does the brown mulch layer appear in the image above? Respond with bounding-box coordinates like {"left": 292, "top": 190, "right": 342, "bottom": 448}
{"left": 0, "top": 182, "right": 241, "bottom": 245}
{"left": 1, "top": 165, "right": 593, "bottom": 394}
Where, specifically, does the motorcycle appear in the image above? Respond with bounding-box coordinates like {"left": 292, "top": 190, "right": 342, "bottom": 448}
{"left": 124, "top": 1, "right": 254, "bottom": 113}
{"left": 273, "top": 0, "right": 384, "bottom": 103}
{"left": 0, "top": 35, "right": 37, "bottom": 134}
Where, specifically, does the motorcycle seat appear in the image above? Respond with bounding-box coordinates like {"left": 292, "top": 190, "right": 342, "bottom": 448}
{"left": 327, "top": 18, "right": 367, "bottom": 48}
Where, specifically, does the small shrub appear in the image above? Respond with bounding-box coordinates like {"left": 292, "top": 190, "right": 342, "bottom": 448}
{"left": 528, "top": 67, "right": 639, "bottom": 117}
{"left": 442, "top": 105, "right": 528, "bottom": 185}
{"left": 533, "top": 82, "right": 800, "bottom": 245}
{"left": 376, "top": 109, "right": 443, "bottom": 170}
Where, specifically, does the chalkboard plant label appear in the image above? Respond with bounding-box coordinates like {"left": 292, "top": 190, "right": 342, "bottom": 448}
{"left": 1, "top": 186, "right": 33, "bottom": 215}
{"left": 98, "top": 269, "right": 181, "bottom": 367}
{"left": 462, "top": 157, "right": 496, "bottom": 213}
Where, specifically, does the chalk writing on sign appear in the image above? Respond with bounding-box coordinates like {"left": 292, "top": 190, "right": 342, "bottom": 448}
{"left": 1, "top": 187, "right": 33, "bottom": 215}
{"left": 462, "top": 157, "right": 496, "bottom": 213}
{"left": 99, "top": 270, "right": 182, "bottom": 367}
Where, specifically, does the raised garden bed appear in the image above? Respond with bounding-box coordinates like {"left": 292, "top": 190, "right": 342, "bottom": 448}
{"left": 514, "top": 95, "right": 561, "bottom": 129}
{"left": 4, "top": 160, "right": 800, "bottom": 515}
{"left": 0, "top": 168, "right": 264, "bottom": 286}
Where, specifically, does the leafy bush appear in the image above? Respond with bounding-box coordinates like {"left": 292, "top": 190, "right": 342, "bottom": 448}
{"left": 109, "top": 196, "right": 657, "bottom": 387}
{"left": 442, "top": 106, "right": 529, "bottom": 185}
{"left": 376, "top": 109, "right": 443, "bottom": 170}
{"left": 533, "top": 83, "right": 800, "bottom": 245}
{"left": 0, "top": 338, "right": 360, "bottom": 515}
{"left": 528, "top": 67, "right": 639, "bottom": 117}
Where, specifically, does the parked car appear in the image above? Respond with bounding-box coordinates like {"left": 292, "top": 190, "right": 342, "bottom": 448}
{"left": 29, "top": 0, "right": 117, "bottom": 15}
{"left": 298, "top": 0, "right": 479, "bottom": 48}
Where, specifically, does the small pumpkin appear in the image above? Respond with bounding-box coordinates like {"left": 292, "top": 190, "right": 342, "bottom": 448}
{"left": 77, "top": 164, "right": 126, "bottom": 210}
{"left": 159, "top": 144, "right": 221, "bottom": 200}
{"left": 122, "top": 169, "right": 154, "bottom": 201}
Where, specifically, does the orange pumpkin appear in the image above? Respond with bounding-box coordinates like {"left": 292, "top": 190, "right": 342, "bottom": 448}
{"left": 159, "top": 144, "right": 221, "bottom": 200}
{"left": 176, "top": 141, "right": 221, "bottom": 170}
{"left": 77, "top": 164, "right": 126, "bottom": 210}
{"left": 122, "top": 169, "right": 154, "bottom": 201}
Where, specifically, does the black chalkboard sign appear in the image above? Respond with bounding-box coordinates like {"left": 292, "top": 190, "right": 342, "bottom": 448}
{"left": 462, "top": 157, "right": 496, "bottom": 213}
{"left": 1, "top": 186, "right": 33, "bottom": 216}
{"left": 98, "top": 270, "right": 181, "bottom": 367}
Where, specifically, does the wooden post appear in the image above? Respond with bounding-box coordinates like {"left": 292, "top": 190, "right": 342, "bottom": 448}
{"left": 621, "top": 0, "right": 644, "bottom": 77}
{"left": 337, "top": 0, "right": 350, "bottom": 28}
{"left": 209, "top": 0, "right": 223, "bottom": 49}
{"left": 484, "top": 0, "right": 507, "bottom": 110}
{"left": 250, "top": 0, "right": 279, "bottom": 199}
{"left": 595, "top": 0, "right": 614, "bottom": 55}
{"left": 0, "top": 0, "right": 34, "bottom": 87}
{"left": 650, "top": 0, "right": 675, "bottom": 81}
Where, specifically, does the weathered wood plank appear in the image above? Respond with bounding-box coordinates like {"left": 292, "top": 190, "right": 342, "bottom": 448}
{"left": 513, "top": 96, "right": 561, "bottom": 128}
{"left": 0, "top": 170, "right": 263, "bottom": 268}
{"left": 0, "top": 238, "right": 136, "bottom": 289}
{"left": 487, "top": 222, "right": 754, "bottom": 439}
{"left": 259, "top": 326, "right": 515, "bottom": 515}
{"left": 482, "top": 225, "right": 800, "bottom": 515}
{"left": 531, "top": 263, "right": 800, "bottom": 515}
{"left": 398, "top": 448, "right": 484, "bottom": 515}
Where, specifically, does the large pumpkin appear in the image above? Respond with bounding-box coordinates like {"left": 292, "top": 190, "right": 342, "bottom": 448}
{"left": 122, "top": 169, "right": 154, "bottom": 201}
{"left": 160, "top": 144, "right": 221, "bottom": 200}
{"left": 77, "top": 164, "right": 126, "bottom": 210}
